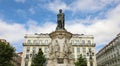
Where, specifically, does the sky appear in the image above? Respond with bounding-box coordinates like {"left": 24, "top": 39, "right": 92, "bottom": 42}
{"left": 0, "top": 0, "right": 120, "bottom": 53}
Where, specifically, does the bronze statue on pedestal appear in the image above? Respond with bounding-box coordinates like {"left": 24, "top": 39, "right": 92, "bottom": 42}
{"left": 56, "top": 9, "right": 65, "bottom": 30}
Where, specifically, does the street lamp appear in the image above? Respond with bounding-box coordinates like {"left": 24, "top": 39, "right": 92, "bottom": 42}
{"left": 87, "top": 48, "right": 94, "bottom": 66}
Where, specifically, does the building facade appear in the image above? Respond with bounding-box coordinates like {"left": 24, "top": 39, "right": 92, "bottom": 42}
{"left": 21, "top": 33, "right": 96, "bottom": 66}
{"left": 12, "top": 53, "right": 22, "bottom": 66}
{"left": 96, "top": 33, "right": 120, "bottom": 66}
{"left": 0, "top": 39, "right": 9, "bottom": 44}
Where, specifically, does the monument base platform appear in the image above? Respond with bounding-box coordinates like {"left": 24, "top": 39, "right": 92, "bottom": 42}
{"left": 46, "top": 64, "right": 75, "bottom": 66}
{"left": 56, "top": 64, "right": 75, "bottom": 66}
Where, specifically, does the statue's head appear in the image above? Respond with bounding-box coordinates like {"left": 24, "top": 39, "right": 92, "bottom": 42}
{"left": 59, "top": 9, "right": 62, "bottom": 13}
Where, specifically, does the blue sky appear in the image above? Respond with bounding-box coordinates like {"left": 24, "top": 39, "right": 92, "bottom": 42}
{"left": 0, "top": 0, "right": 120, "bottom": 53}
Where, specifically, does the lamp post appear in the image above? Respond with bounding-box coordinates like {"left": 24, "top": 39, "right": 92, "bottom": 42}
{"left": 87, "top": 48, "right": 94, "bottom": 66}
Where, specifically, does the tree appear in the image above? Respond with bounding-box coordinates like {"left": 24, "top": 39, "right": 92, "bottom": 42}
{"left": 0, "top": 41, "right": 15, "bottom": 66}
{"left": 31, "top": 48, "right": 46, "bottom": 66}
{"left": 75, "top": 54, "right": 87, "bottom": 66}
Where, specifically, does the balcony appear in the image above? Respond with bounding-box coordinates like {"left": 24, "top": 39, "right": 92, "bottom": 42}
{"left": 72, "top": 43, "right": 96, "bottom": 47}
{"left": 23, "top": 43, "right": 49, "bottom": 46}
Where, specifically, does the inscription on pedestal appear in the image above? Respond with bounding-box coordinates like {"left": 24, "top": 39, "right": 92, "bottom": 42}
{"left": 57, "top": 58, "right": 64, "bottom": 64}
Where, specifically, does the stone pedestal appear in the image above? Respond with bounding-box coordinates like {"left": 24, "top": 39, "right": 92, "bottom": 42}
{"left": 46, "top": 29, "right": 75, "bottom": 66}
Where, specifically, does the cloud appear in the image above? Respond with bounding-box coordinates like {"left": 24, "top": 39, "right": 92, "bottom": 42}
{"left": 44, "top": 0, "right": 69, "bottom": 13}
{"left": 15, "top": 0, "right": 26, "bottom": 3}
{"left": 43, "top": 0, "right": 120, "bottom": 13}
{"left": 26, "top": 19, "right": 56, "bottom": 33}
{"left": 0, "top": 20, "right": 26, "bottom": 43}
{"left": 69, "top": 0, "right": 116, "bottom": 12}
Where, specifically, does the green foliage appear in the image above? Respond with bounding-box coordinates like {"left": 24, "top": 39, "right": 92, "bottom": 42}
{"left": 75, "top": 54, "right": 87, "bottom": 66}
{"left": 0, "top": 41, "right": 15, "bottom": 66}
{"left": 31, "top": 48, "right": 46, "bottom": 66}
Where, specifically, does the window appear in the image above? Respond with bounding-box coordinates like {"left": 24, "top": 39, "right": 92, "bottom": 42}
{"left": 83, "top": 55, "right": 86, "bottom": 58}
{"left": 83, "top": 47, "right": 86, "bottom": 53}
{"left": 25, "top": 54, "right": 29, "bottom": 59}
{"left": 76, "top": 40, "right": 79, "bottom": 45}
{"left": 25, "top": 62, "right": 28, "bottom": 66}
{"left": 39, "top": 40, "right": 42, "bottom": 44}
{"left": 82, "top": 40, "right": 85, "bottom": 44}
{"left": 32, "top": 47, "right": 36, "bottom": 54}
{"left": 26, "top": 47, "right": 30, "bottom": 53}
{"left": 44, "top": 47, "right": 48, "bottom": 53}
{"left": 45, "top": 40, "right": 48, "bottom": 45}
{"left": 27, "top": 40, "right": 31, "bottom": 44}
{"left": 88, "top": 40, "right": 91, "bottom": 45}
{"left": 77, "top": 47, "right": 80, "bottom": 53}
{"left": 33, "top": 40, "right": 37, "bottom": 44}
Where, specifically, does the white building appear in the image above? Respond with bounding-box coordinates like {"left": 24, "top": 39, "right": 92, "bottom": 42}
{"left": 96, "top": 33, "right": 120, "bottom": 66}
{"left": 21, "top": 33, "right": 96, "bottom": 66}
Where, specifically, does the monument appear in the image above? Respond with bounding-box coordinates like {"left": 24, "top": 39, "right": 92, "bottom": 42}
{"left": 46, "top": 9, "right": 75, "bottom": 66}
{"left": 56, "top": 9, "right": 65, "bottom": 30}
